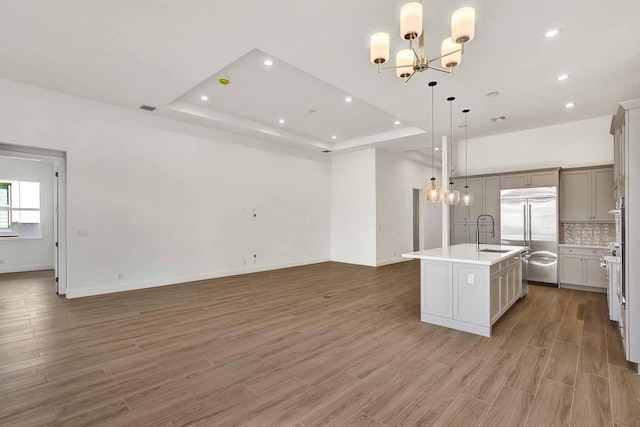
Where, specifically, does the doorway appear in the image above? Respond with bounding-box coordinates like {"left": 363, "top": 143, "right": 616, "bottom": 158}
{"left": 0, "top": 144, "right": 67, "bottom": 295}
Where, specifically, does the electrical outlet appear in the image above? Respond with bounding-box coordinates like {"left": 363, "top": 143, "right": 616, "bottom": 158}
{"left": 467, "top": 274, "right": 475, "bottom": 284}
{"left": 243, "top": 260, "right": 246, "bottom": 266}
{"left": 116, "top": 273, "right": 123, "bottom": 281}
{"left": 77, "top": 230, "right": 89, "bottom": 237}
{"left": 253, "top": 254, "right": 257, "bottom": 264}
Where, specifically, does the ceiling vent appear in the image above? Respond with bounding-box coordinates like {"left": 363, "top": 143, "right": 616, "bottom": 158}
{"left": 139, "top": 105, "right": 157, "bottom": 112}
{"left": 491, "top": 115, "right": 506, "bottom": 122}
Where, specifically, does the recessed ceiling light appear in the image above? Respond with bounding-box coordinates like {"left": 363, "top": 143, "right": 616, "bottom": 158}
{"left": 486, "top": 91, "right": 499, "bottom": 97}
{"left": 394, "top": 120, "right": 401, "bottom": 125}
{"left": 278, "top": 119, "right": 285, "bottom": 124}
{"left": 264, "top": 59, "right": 274, "bottom": 66}
{"left": 544, "top": 28, "right": 560, "bottom": 38}
{"left": 565, "top": 102, "right": 575, "bottom": 109}
{"left": 331, "top": 135, "right": 337, "bottom": 140}
{"left": 557, "top": 74, "right": 570, "bottom": 81}
{"left": 345, "top": 96, "right": 353, "bottom": 103}
{"left": 435, "top": 147, "right": 440, "bottom": 151}
{"left": 200, "top": 95, "right": 208, "bottom": 101}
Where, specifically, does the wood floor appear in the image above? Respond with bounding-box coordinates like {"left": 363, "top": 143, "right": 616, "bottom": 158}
{"left": 1, "top": 261, "right": 639, "bottom": 426}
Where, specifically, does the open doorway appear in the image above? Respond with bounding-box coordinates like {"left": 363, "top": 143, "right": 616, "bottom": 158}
{"left": 0, "top": 144, "right": 66, "bottom": 295}
{"left": 414, "top": 188, "right": 443, "bottom": 251}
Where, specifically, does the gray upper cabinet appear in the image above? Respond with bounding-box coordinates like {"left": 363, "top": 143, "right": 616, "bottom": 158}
{"left": 483, "top": 176, "right": 501, "bottom": 220}
{"left": 560, "top": 170, "right": 592, "bottom": 221}
{"left": 467, "top": 178, "right": 484, "bottom": 223}
{"left": 501, "top": 174, "right": 528, "bottom": 189}
{"left": 501, "top": 170, "right": 559, "bottom": 189}
{"left": 451, "top": 179, "right": 468, "bottom": 222}
{"left": 529, "top": 171, "right": 559, "bottom": 187}
{"left": 560, "top": 167, "right": 615, "bottom": 222}
{"left": 593, "top": 168, "right": 615, "bottom": 221}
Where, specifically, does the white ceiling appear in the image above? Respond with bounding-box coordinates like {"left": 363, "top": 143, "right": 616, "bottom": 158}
{"left": 1, "top": 0, "right": 639, "bottom": 156}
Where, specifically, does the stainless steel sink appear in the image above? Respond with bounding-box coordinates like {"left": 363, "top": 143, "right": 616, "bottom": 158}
{"left": 478, "top": 249, "right": 510, "bottom": 253}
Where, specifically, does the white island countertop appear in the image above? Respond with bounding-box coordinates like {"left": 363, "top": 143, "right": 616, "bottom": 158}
{"left": 402, "top": 243, "right": 528, "bottom": 266}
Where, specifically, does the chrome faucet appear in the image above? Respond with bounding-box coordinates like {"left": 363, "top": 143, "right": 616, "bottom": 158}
{"left": 476, "top": 214, "right": 496, "bottom": 250}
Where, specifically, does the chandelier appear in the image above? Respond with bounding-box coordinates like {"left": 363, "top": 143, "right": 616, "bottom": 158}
{"left": 370, "top": 2, "right": 475, "bottom": 84}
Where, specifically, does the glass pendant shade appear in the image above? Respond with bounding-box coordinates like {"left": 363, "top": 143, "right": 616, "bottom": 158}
{"left": 462, "top": 192, "right": 475, "bottom": 206}
{"left": 425, "top": 179, "right": 442, "bottom": 203}
{"left": 441, "top": 37, "right": 461, "bottom": 68}
{"left": 370, "top": 32, "right": 390, "bottom": 64}
{"left": 444, "top": 189, "right": 461, "bottom": 205}
{"left": 396, "top": 49, "right": 415, "bottom": 78}
{"left": 451, "top": 7, "right": 475, "bottom": 43}
{"left": 400, "top": 2, "right": 423, "bottom": 40}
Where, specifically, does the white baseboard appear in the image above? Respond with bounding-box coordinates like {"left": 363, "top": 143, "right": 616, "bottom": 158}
{"left": 421, "top": 312, "right": 491, "bottom": 337}
{"left": 65, "top": 258, "right": 330, "bottom": 299}
{"left": 376, "top": 257, "right": 411, "bottom": 267}
{"left": 0, "top": 264, "right": 54, "bottom": 274}
{"left": 559, "top": 283, "right": 607, "bottom": 293}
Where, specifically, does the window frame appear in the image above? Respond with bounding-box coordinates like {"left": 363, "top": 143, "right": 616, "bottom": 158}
{"left": 0, "top": 180, "right": 42, "bottom": 239}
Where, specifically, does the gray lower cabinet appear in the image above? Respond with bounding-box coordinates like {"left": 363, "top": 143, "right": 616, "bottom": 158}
{"left": 559, "top": 251, "right": 607, "bottom": 289}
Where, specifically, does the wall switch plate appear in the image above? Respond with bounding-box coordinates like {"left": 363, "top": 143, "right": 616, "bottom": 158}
{"left": 467, "top": 274, "right": 475, "bottom": 284}
{"left": 116, "top": 273, "right": 123, "bottom": 280}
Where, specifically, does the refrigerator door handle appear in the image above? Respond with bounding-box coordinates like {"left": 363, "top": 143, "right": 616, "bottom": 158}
{"left": 523, "top": 205, "right": 527, "bottom": 247}
{"left": 528, "top": 204, "right": 532, "bottom": 245}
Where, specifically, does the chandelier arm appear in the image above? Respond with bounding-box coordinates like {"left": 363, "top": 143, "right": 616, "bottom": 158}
{"left": 428, "top": 66, "right": 454, "bottom": 75}
{"left": 411, "top": 46, "right": 421, "bottom": 62}
{"left": 404, "top": 71, "right": 416, "bottom": 85}
{"left": 428, "top": 49, "right": 463, "bottom": 64}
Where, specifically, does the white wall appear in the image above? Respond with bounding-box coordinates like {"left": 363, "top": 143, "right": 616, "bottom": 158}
{"left": 375, "top": 149, "right": 441, "bottom": 265}
{"left": 330, "top": 149, "right": 377, "bottom": 266}
{"left": 454, "top": 116, "right": 614, "bottom": 175}
{"left": 0, "top": 156, "right": 55, "bottom": 273}
{"left": 0, "top": 79, "right": 331, "bottom": 297}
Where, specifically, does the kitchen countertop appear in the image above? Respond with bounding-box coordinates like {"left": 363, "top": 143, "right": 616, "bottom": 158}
{"left": 559, "top": 243, "right": 610, "bottom": 250}
{"left": 402, "top": 243, "right": 528, "bottom": 266}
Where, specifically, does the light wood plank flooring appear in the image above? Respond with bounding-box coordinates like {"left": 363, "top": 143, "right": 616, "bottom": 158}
{"left": 0, "top": 261, "right": 639, "bottom": 426}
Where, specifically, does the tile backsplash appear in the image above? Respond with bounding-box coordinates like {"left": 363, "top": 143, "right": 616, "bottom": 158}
{"left": 560, "top": 222, "right": 615, "bottom": 246}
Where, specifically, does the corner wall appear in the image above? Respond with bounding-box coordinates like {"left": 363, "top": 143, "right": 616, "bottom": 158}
{"left": 454, "top": 116, "right": 613, "bottom": 175}
{"left": 0, "top": 78, "right": 331, "bottom": 297}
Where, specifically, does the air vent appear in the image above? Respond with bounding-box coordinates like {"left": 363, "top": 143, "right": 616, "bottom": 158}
{"left": 139, "top": 105, "right": 156, "bottom": 112}
{"left": 491, "top": 116, "right": 506, "bottom": 122}
{"left": 322, "top": 150, "right": 332, "bottom": 153}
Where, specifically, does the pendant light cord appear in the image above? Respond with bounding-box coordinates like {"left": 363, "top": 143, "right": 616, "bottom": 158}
{"left": 449, "top": 98, "right": 454, "bottom": 187}
{"left": 431, "top": 84, "right": 435, "bottom": 180}
{"left": 464, "top": 111, "right": 469, "bottom": 189}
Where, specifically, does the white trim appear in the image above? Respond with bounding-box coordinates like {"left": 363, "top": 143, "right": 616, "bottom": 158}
{"left": 421, "top": 312, "right": 491, "bottom": 337}
{"left": 0, "top": 264, "right": 54, "bottom": 274}
{"left": 376, "top": 257, "right": 411, "bottom": 267}
{"left": 66, "top": 258, "right": 330, "bottom": 299}
{"left": 559, "top": 283, "right": 607, "bottom": 293}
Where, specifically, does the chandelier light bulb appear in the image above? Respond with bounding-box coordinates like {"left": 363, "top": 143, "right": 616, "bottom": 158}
{"left": 441, "top": 37, "right": 462, "bottom": 68}
{"left": 370, "top": 32, "right": 390, "bottom": 64}
{"left": 451, "top": 7, "right": 475, "bottom": 44}
{"left": 400, "top": 2, "right": 423, "bottom": 40}
{"left": 396, "top": 49, "right": 415, "bottom": 78}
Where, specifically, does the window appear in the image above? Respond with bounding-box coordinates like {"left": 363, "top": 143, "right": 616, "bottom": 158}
{"left": 0, "top": 181, "right": 41, "bottom": 238}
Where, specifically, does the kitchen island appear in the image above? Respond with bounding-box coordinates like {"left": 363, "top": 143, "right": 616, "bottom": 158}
{"left": 402, "top": 244, "right": 528, "bottom": 337}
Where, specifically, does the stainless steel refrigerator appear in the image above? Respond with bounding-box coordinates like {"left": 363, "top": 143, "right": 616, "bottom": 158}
{"left": 500, "top": 187, "right": 559, "bottom": 290}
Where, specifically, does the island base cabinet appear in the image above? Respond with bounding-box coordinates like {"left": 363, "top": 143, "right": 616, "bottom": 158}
{"left": 417, "top": 250, "right": 525, "bottom": 337}
{"left": 453, "top": 264, "right": 488, "bottom": 326}
{"left": 420, "top": 260, "right": 453, "bottom": 319}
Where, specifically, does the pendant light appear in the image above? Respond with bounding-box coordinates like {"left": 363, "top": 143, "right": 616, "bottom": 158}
{"left": 444, "top": 96, "right": 460, "bottom": 205}
{"left": 425, "top": 81, "right": 442, "bottom": 203}
{"left": 461, "top": 109, "right": 475, "bottom": 206}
